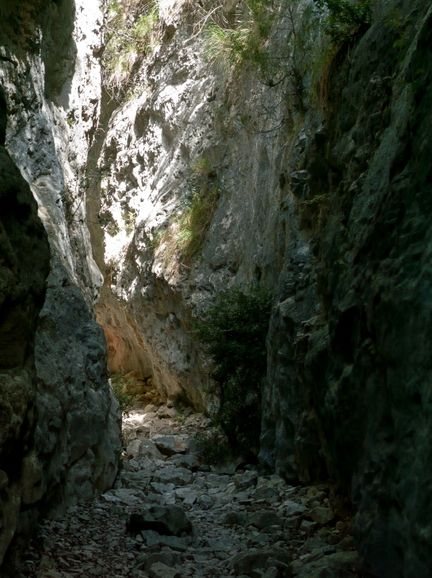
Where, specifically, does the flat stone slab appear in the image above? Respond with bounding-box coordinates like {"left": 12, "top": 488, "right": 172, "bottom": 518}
{"left": 154, "top": 465, "right": 193, "bottom": 486}
{"left": 153, "top": 435, "right": 191, "bottom": 456}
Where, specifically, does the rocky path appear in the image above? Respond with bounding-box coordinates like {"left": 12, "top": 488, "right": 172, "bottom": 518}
{"left": 18, "top": 405, "right": 361, "bottom": 578}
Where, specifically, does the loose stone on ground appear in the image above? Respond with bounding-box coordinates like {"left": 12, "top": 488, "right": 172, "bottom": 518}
{"left": 18, "top": 406, "right": 361, "bottom": 577}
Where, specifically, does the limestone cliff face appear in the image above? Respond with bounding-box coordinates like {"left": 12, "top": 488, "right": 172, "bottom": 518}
{"left": 0, "top": 0, "right": 121, "bottom": 569}
{"left": 95, "top": 0, "right": 296, "bottom": 409}
{"left": 96, "top": 0, "right": 432, "bottom": 575}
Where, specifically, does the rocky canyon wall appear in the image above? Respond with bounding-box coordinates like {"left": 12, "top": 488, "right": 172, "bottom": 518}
{"left": 0, "top": 0, "right": 121, "bottom": 570}
{"left": 95, "top": 0, "right": 298, "bottom": 409}
{"left": 261, "top": 2, "right": 432, "bottom": 576}
{"left": 96, "top": 0, "right": 432, "bottom": 576}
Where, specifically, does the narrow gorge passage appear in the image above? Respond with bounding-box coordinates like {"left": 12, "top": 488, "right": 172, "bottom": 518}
{"left": 17, "top": 403, "right": 361, "bottom": 578}
{"left": 2, "top": 0, "right": 432, "bottom": 576}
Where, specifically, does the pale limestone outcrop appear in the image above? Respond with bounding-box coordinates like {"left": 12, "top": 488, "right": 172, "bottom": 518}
{"left": 96, "top": 0, "right": 295, "bottom": 410}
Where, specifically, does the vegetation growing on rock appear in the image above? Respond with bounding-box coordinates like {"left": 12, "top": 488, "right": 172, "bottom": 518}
{"left": 313, "top": 0, "right": 372, "bottom": 42}
{"left": 103, "top": 0, "right": 160, "bottom": 95}
{"left": 196, "top": 286, "right": 271, "bottom": 457}
{"left": 203, "top": 0, "right": 275, "bottom": 73}
{"left": 152, "top": 156, "right": 221, "bottom": 265}
{"left": 110, "top": 374, "right": 136, "bottom": 414}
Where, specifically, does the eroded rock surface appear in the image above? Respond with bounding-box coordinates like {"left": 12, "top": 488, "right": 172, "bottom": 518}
{"left": 1, "top": 0, "right": 431, "bottom": 575}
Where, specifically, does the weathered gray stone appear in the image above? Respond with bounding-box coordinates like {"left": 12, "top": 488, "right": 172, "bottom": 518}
{"left": 308, "top": 507, "right": 335, "bottom": 526}
{"left": 0, "top": 0, "right": 121, "bottom": 570}
{"left": 157, "top": 406, "right": 178, "bottom": 419}
{"left": 148, "top": 562, "right": 181, "bottom": 578}
{"left": 282, "top": 500, "right": 307, "bottom": 518}
{"left": 142, "top": 530, "right": 191, "bottom": 551}
{"left": 127, "top": 439, "right": 164, "bottom": 460}
{"left": 154, "top": 466, "right": 193, "bottom": 486}
{"left": 15, "top": 407, "right": 362, "bottom": 577}
{"left": 153, "top": 435, "right": 191, "bottom": 456}
{"left": 135, "top": 550, "right": 180, "bottom": 572}
{"left": 196, "top": 494, "right": 215, "bottom": 510}
{"left": 175, "top": 487, "right": 198, "bottom": 505}
{"left": 102, "top": 489, "right": 146, "bottom": 508}
{"left": 0, "top": 141, "right": 50, "bottom": 565}
{"left": 150, "top": 482, "right": 176, "bottom": 495}
{"left": 222, "top": 511, "right": 248, "bottom": 527}
{"left": 291, "top": 551, "right": 359, "bottom": 578}
{"left": 167, "top": 453, "right": 201, "bottom": 471}
{"left": 234, "top": 471, "right": 259, "bottom": 491}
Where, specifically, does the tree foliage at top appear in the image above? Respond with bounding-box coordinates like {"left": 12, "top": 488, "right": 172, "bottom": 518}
{"left": 313, "top": 0, "right": 372, "bottom": 42}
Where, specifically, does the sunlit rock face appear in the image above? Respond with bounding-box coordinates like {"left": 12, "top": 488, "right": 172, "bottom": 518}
{"left": 95, "top": 0, "right": 292, "bottom": 410}
{"left": 0, "top": 0, "right": 121, "bottom": 570}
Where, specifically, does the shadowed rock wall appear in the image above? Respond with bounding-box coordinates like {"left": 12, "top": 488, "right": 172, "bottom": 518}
{"left": 0, "top": 0, "right": 121, "bottom": 570}
{"left": 261, "top": 3, "right": 432, "bottom": 576}
{"left": 0, "top": 94, "right": 50, "bottom": 564}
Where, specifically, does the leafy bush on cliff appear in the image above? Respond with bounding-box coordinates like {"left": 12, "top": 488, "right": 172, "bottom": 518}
{"left": 196, "top": 286, "right": 271, "bottom": 457}
{"left": 313, "top": 0, "right": 372, "bottom": 41}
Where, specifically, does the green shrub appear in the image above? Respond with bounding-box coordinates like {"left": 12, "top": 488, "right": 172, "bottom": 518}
{"left": 178, "top": 183, "right": 220, "bottom": 261}
{"left": 194, "top": 430, "right": 233, "bottom": 465}
{"left": 205, "top": 24, "right": 255, "bottom": 69}
{"left": 313, "top": 0, "right": 372, "bottom": 42}
{"left": 110, "top": 374, "right": 135, "bottom": 414}
{"left": 196, "top": 286, "right": 271, "bottom": 457}
{"left": 133, "top": 6, "right": 159, "bottom": 47}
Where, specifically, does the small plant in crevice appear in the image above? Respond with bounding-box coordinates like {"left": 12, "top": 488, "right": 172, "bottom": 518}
{"left": 123, "top": 206, "right": 138, "bottom": 235}
{"left": 196, "top": 286, "right": 271, "bottom": 458}
{"left": 203, "top": 0, "right": 276, "bottom": 75}
{"left": 103, "top": 0, "right": 160, "bottom": 96}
